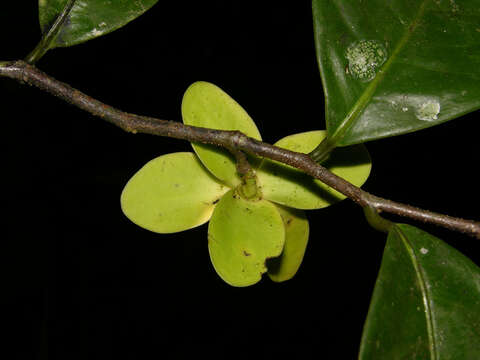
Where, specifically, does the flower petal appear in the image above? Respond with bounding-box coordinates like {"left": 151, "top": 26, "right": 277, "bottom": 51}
{"left": 257, "top": 131, "right": 371, "bottom": 209}
{"left": 121, "top": 152, "right": 228, "bottom": 234}
{"left": 208, "top": 190, "right": 285, "bottom": 287}
{"left": 181, "top": 81, "right": 262, "bottom": 188}
{"left": 267, "top": 205, "right": 309, "bottom": 283}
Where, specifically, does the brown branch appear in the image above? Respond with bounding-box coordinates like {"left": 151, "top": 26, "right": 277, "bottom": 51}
{"left": 1, "top": 60, "right": 479, "bottom": 239}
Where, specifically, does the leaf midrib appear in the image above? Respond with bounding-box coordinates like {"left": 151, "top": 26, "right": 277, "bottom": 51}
{"left": 394, "top": 225, "right": 437, "bottom": 360}
{"left": 44, "top": 0, "right": 77, "bottom": 46}
{"left": 329, "top": 0, "right": 430, "bottom": 146}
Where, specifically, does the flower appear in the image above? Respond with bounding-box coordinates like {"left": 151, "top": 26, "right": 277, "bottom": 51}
{"left": 121, "top": 82, "right": 371, "bottom": 287}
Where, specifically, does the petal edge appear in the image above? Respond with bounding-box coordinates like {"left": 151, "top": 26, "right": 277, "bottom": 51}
{"left": 208, "top": 190, "right": 285, "bottom": 287}
{"left": 121, "top": 152, "right": 228, "bottom": 234}
{"left": 182, "top": 81, "right": 262, "bottom": 187}
{"left": 257, "top": 131, "right": 371, "bottom": 209}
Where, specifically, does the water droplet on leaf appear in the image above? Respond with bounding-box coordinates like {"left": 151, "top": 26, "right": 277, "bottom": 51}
{"left": 345, "top": 40, "right": 388, "bottom": 82}
{"left": 416, "top": 101, "right": 441, "bottom": 121}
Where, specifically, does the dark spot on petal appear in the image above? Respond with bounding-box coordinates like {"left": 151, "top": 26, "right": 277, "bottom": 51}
{"left": 243, "top": 250, "right": 251, "bottom": 257}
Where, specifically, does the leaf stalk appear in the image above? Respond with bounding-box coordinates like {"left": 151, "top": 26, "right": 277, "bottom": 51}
{"left": 363, "top": 206, "right": 394, "bottom": 234}
{"left": 309, "top": 137, "right": 335, "bottom": 163}
{"left": 25, "top": 0, "right": 77, "bottom": 64}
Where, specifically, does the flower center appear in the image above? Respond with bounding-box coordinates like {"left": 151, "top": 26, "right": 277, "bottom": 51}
{"left": 236, "top": 169, "right": 262, "bottom": 201}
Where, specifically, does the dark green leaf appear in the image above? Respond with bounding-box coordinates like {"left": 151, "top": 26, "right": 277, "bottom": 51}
{"left": 39, "top": 0, "right": 158, "bottom": 47}
{"left": 359, "top": 224, "right": 480, "bottom": 359}
{"left": 312, "top": 0, "right": 480, "bottom": 146}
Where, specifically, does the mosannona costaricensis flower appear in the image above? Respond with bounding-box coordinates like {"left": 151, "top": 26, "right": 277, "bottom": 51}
{"left": 121, "top": 82, "right": 371, "bottom": 286}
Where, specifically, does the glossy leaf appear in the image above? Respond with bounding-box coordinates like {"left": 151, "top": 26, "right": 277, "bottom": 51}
{"left": 359, "top": 224, "right": 480, "bottom": 359}
{"left": 257, "top": 131, "right": 371, "bottom": 209}
{"left": 182, "top": 81, "right": 262, "bottom": 188}
{"left": 267, "top": 205, "right": 309, "bottom": 283}
{"left": 39, "top": 0, "right": 158, "bottom": 47}
{"left": 208, "top": 190, "right": 285, "bottom": 287}
{"left": 313, "top": 0, "right": 480, "bottom": 146}
{"left": 121, "top": 152, "right": 227, "bottom": 234}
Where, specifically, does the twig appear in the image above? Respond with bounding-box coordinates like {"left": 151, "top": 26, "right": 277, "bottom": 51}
{"left": 1, "top": 60, "right": 479, "bottom": 239}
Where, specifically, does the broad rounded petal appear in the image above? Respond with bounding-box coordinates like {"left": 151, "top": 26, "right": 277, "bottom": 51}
{"left": 181, "top": 81, "right": 262, "bottom": 188}
{"left": 257, "top": 131, "right": 371, "bottom": 209}
{"left": 208, "top": 190, "right": 285, "bottom": 287}
{"left": 268, "top": 205, "right": 309, "bottom": 283}
{"left": 121, "top": 152, "right": 228, "bottom": 234}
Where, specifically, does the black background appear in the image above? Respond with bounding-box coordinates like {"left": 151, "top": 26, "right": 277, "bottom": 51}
{"left": 2, "top": 2, "right": 479, "bottom": 359}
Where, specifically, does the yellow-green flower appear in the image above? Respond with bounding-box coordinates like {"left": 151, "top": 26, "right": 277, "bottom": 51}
{"left": 121, "top": 82, "right": 371, "bottom": 287}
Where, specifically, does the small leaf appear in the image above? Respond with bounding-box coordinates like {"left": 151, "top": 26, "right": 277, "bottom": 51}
{"left": 121, "top": 152, "right": 228, "bottom": 234}
{"left": 359, "top": 224, "right": 480, "bottom": 359}
{"left": 257, "top": 131, "right": 371, "bottom": 209}
{"left": 208, "top": 190, "right": 285, "bottom": 287}
{"left": 267, "top": 205, "right": 309, "bottom": 283}
{"left": 39, "top": 0, "right": 158, "bottom": 47}
{"left": 181, "top": 81, "right": 262, "bottom": 188}
{"left": 313, "top": 0, "right": 480, "bottom": 146}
